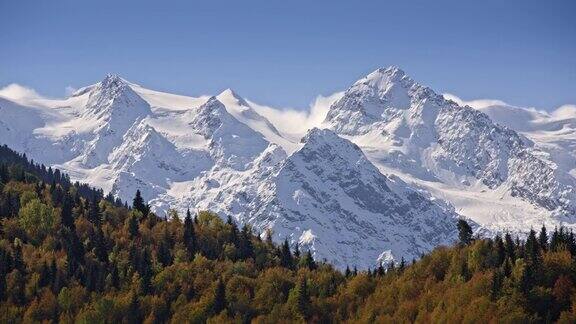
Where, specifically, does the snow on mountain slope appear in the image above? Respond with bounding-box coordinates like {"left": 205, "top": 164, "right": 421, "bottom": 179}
{"left": 325, "top": 67, "right": 576, "bottom": 233}
{"left": 4, "top": 69, "right": 574, "bottom": 268}
{"left": 258, "top": 128, "right": 459, "bottom": 268}
{"left": 216, "top": 89, "right": 299, "bottom": 154}
{"left": 457, "top": 100, "right": 576, "bottom": 180}
{"left": 156, "top": 128, "right": 459, "bottom": 268}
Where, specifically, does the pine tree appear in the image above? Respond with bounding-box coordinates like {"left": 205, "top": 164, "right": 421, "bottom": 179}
{"left": 49, "top": 258, "right": 58, "bottom": 291}
{"left": 377, "top": 264, "right": 385, "bottom": 276}
{"left": 457, "top": 219, "right": 473, "bottom": 245}
{"left": 504, "top": 232, "right": 516, "bottom": 261}
{"left": 502, "top": 257, "right": 513, "bottom": 277}
{"left": 494, "top": 235, "right": 506, "bottom": 266}
{"left": 398, "top": 257, "right": 406, "bottom": 272}
{"left": 157, "top": 235, "right": 172, "bottom": 267}
{"left": 110, "top": 262, "right": 120, "bottom": 289}
{"left": 139, "top": 248, "right": 153, "bottom": 295}
{"left": 126, "top": 292, "right": 141, "bottom": 324}
{"left": 294, "top": 277, "right": 310, "bottom": 318}
{"left": 525, "top": 228, "right": 541, "bottom": 265}
{"left": 211, "top": 278, "right": 226, "bottom": 315}
{"left": 293, "top": 243, "right": 300, "bottom": 259}
{"left": 539, "top": 224, "right": 549, "bottom": 252}
{"left": 490, "top": 269, "right": 504, "bottom": 300}
{"left": 238, "top": 224, "right": 254, "bottom": 260}
{"left": 280, "top": 239, "right": 293, "bottom": 269}
{"left": 12, "top": 242, "right": 25, "bottom": 273}
{"left": 87, "top": 196, "right": 101, "bottom": 226}
{"left": 183, "top": 209, "right": 196, "bottom": 257}
{"left": 300, "top": 250, "right": 316, "bottom": 270}
{"left": 60, "top": 191, "right": 75, "bottom": 229}
{"left": 39, "top": 261, "right": 51, "bottom": 287}
{"left": 132, "top": 190, "right": 148, "bottom": 216}
{"left": 94, "top": 227, "right": 108, "bottom": 263}
{"left": 345, "top": 266, "right": 351, "bottom": 278}
{"left": 127, "top": 214, "right": 139, "bottom": 239}
{"left": 0, "top": 164, "right": 8, "bottom": 184}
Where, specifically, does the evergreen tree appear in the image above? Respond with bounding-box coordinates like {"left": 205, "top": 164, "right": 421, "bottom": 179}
{"left": 539, "top": 224, "right": 549, "bottom": 252}
{"left": 126, "top": 292, "right": 141, "bottom": 324}
{"left": 494, "top": 235, "right": 506, "bottom": 266}
{"left": 110, "top": 262, "right": 120, "bottom": 290}
{"left": 157, "top": 236, "right": 172, "bottom": 267}
{"left": 39, "top": 261, "right": 51, "bottom": 287}
{"left": 490, "top": 269, "right": 504, "bottom": 300}
{"left": 525, "top": 228, "right": 541, "bottom": 265}
{"left": 299, "top": 250, "right": 316, "bottom": 270}
{"left": 504, "top": 232, "right": 516, "bottom": 261}
{"left": 377, "top": 264, "right": 385, "bottom": 276}
{"left": 211, "top": 278, "right": 226, "bottom": 315}
{"left": 238, "top": 224, "right": 254, "bottom": 260}
{"left": 280, "top": 239, "right": 293, "bottom": 269}
{"left": 132, "top": 190, "right": 148, "bottom": 216}
{"left": 183, "top": 209, "right": 196, "bottom": 257}
{"left": 398, "top": 257, "right": 406, "bottom": 272}
{"left": 60, "top": 192, "right": 75, "bottom": 229}
{"left": 49, "top": 258, "right": 58, "bottom": 291}
{"left": 0, "top": 164, "right": 8, "bottom": 184}
{"left": 502, "top": 257, "right": 512, "bottom": 277}
{"left": 94, "top": 227, "right": 108, "bottom": 264}
{"left": 293, "top": 243, "right": 300, "bottom": 259}
{"left": 139, "top": 248, "right": 153, "bottom": 295}
{"left": 87, "top": 196, "right": 101, "bottom": 226}
{"left": 11, "top": 242, "right": 25, "bottom": 273}
{"left": 127, "top": 214, "right": 139, "bottom": 239}
{"left": 345, "top": 266, "right": 351, "bottom": 278}
{"left": 457, "top": 219, "right": 473, "bottom": 245}
{"left": 293, "top": 277, "right": 310, "bottom": 318}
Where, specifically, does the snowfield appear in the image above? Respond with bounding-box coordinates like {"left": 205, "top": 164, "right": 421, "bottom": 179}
{"left": 1, "top": 68, "right": 575, "bottom": 269}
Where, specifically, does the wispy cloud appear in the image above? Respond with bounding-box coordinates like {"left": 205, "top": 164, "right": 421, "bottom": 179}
{"left": 551, "top": 104, "right": 576, "bottom": 119}
{"left": 65, "top": 86, "right": 77, "bottom": 96}
{"left": 0, "top": 83, "right": 43, "bottom": 101}
{"left": 442, "top": 93, "right": 508, "bottom": 110}
{"left": 249, "top": 91, "right": 344, "bottom": 137}
{"left": 444, "top": 93, "right": 576, "bottom": 121}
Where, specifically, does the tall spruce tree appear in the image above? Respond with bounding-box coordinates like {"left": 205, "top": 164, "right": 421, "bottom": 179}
{"left": 132, "top": 190, "right": 148, "bottom": 216}
{"left": 183, "top": 209, "right": 196, "bottom": 257}
{"left": 87, "top": 197, "right": 101, "bottom": 227}
{"left": 539, "top": 225, "right": 549, "bottom": 252}
{"left": 61, "top": 192, "right": 74, "bottom": 229}
{"left": 457, "top": 219, "right": 473, "bottom": 245}
{"left": 211, "top": 278, "right": 226, "bottom": 315}
{"left": 280, "top": 239, "right": 293, "bottom": 269}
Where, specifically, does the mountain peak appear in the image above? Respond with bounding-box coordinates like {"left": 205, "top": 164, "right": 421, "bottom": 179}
{"left": 100, "top": 74, "right": 128, "bottom": 89}
{"left": 302, "top": 127, "right": 339, "bottom": 143}
{"left": 218, "top": 88, "right": 249, "bottom": 106}
{"left": 300, "top": 128, "right": 363, "bottom": 157}
{"left": 355, "top": 66, "right": 411, "bottom": 90}
{"left": 81, "top": 73, "right": 150, "bottom": 122}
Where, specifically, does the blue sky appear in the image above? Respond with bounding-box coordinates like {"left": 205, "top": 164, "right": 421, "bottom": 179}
{"left": 1, "top": 0, "right": 574, "bottom": 110}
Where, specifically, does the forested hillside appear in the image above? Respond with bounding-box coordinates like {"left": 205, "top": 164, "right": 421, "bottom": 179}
{"left": 1, "top": 144, "right": 576, "bottom": 323}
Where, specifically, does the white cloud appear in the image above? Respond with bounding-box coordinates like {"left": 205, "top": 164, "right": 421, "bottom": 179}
{"left": 442, "top": 93, "right": 508, "bottom": 109}
{"left": 65, "top": 86, "right": 77, "bottom": 96}
{"left": 551, "top": 104, "right": 576, "bottom": 119}
{"left": 249, "top": 91, "right": 344, "bottom": 137}
{"left": 0, "top": 83, "right": 43, "bottom": 101}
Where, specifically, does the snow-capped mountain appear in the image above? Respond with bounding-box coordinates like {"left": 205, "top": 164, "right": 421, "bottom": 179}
{"left": 325, "top": 67, "right": 576, "bottom": 232}
{"left": 1, "top": 67, "right": 574, "bottom": 268}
